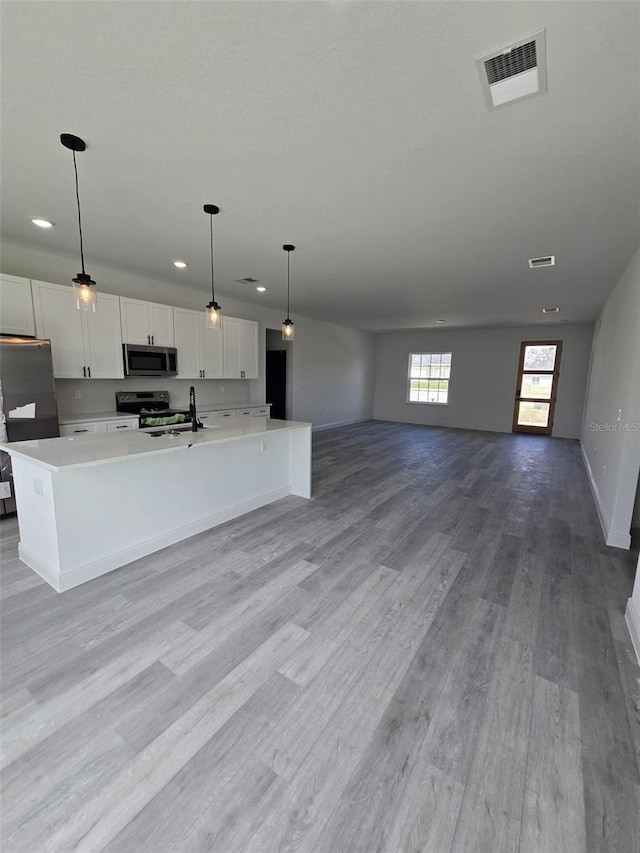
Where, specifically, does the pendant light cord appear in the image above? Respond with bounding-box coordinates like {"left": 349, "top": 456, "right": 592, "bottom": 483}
{"left": 287, "top": 251, "right": 291, "bottom": 318}
{"left": 72, "top": 150, "right": 86, "bottom": 275}
{"left": 214, "top": 214, "right": 216, "bottom": 302}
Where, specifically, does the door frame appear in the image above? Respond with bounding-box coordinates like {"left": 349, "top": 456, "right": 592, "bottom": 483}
{"left": 512, "top": 339, "right": 563, "bottom": 435}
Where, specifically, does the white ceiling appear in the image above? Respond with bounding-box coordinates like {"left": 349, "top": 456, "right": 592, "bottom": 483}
{"left": 1, "top": 1, "right": 638, "bottom": 331}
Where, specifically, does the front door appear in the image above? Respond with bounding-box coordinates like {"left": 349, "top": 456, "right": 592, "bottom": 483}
{"left": 512, "top": 340, "right": 563, "bottom": 435}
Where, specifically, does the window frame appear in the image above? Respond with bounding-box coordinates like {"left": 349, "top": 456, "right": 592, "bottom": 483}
{"left": 406, "top": 352, "right": 452, "bottom": 406}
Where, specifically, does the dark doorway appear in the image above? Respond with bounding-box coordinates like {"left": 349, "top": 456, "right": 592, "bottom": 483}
{"left": 266, "top": 349, "right": 287, "bottom": 420}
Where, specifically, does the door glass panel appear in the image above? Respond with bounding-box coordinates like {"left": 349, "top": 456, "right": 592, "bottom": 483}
{"left": 517, "top": 401, "right": 550, "bottom": 428}
{"left": 523, "top": 345, "right": 557, "bottom": 371}
{"left": 520, "top": 374, "right": 553, "bottom": 399}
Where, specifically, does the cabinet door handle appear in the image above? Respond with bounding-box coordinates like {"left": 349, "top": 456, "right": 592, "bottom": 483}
{"left": 74, "top": 429, "right": 89, "bottom": 433}
{"left": 152, "top": 335, "right": 154, "bottom": 345}
{"left": 115, "top": 425, "right": 128, "bottom": 429}
{"left": 202, "top": 370, "right": 205, "bottom": 378}
{"left": 82, "top": 366, "right": 86, "bottom": 377}
{"left": 87, "top": 366, "right": 91, "bottom": 378}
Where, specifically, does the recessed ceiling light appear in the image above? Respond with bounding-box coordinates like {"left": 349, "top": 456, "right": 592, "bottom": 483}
{"left": 256, "top": 286, "right": 266, "bottom": 292}
{"left": 173, "top": 260, "right": 188, "bottom": 269}
{"left": 436, "top": 319, "right": 445, "bottom": 324}
{"left": 542, "top": 307, "right": 559, "bottom": 313}
{"left": 31, "top": 218, "right": 54, "bottom": 228}
{"left": 528, "top": 255, "right": 555, "bottom": 269}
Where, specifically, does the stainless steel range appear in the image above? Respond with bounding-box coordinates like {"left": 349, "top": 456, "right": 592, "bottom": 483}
{"left": 115, "top": 390, "right": 193, "bottom": 431}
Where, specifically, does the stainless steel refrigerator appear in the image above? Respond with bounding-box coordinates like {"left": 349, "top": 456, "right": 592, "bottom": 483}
{"left": 0, "top": 336, "right": 60, "bottom": 516}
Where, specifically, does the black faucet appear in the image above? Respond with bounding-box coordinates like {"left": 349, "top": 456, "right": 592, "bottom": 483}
{"left": 189, "top": 385, "right": 199, "bottom": 432}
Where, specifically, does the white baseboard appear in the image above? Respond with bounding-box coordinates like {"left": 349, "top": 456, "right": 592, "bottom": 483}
{"left": 19, "top": 486, "right": 291, "bottom": 593}
{"left": 18, "top": 545, "right": 64, "bottom": 592}
{"left": 625, "top": 597, "right": 640, "bottom": 664}
{"left": 580, "top": 445, "right": 631, "bottom": 549}
{"left": 312, "top": 417, "right": 370, "bottom": 433}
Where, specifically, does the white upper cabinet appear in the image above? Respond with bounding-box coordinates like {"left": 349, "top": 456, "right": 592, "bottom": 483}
{"left": 202, "top": 321, "right": 223, "bottom": 378}
{"left": 83, "top": 294, "right": 124, "bottom": 379}
{"left": 32, "top": 280, "right": 124, "bottom": 379}
{"left": 174, "top": 307, "right": 222, "bottom": 379}
{"left": 0, "top": 274, "right": 36, "bottom": 336}
{"left": 32, "top": 281, "right": 85, "bottom": 378}
{"left": 222, "top": 316, "right": 242, "bottom": 378}
{"left": 148, "top": 302, "right": 174, "bottom": 347}
{"left": 174, "top": 308, "right": 200, "bottom": 378}
{"left": 240, "top": 319, "right": 259, "bottom": 379}
{"left": 222, "top": 317, "right": 258, "bottom": 379}
{"left": 120, "top": 297, "right": 174, "bottom": 347}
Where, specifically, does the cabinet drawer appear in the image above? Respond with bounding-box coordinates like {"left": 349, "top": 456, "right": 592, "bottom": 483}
{"left": 59, "top": 422, "right": 104, "bottom": 436}
{"left": 211, "top": 409, "right": 237, "bottom": 419}
{"left": 105, "top": 419, "right": 139, "bottom": 432}
{"left": 236, "top": 408, "right": 255, "bottom": 417}
{"left": 251, "top": 407, "right": 270, "bottom": 417}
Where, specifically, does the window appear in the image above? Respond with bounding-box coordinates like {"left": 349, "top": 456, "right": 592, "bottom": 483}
{"left": 408, "top": 352, "right": 451, "bottom": 404}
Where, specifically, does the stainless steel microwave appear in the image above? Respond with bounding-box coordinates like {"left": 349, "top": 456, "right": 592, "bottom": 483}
{"left": 123, "top": 343, "right": 178, "bottom": 377}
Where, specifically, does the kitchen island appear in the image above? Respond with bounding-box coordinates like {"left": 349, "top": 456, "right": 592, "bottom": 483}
{"left": 1, "top": 417, "right": 311, "bottom": 591}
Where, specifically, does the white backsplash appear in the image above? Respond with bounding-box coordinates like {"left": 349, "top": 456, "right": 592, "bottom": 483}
{"left": 55, "top": 378, "right": 257, "bottom": 416}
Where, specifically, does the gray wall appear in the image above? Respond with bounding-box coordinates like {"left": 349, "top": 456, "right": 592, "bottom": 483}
{"left": 581, "top": 245, "right": 640, "bottom": 547}
{"left": 373, "top": 323, "right": 593, "bottom": 439}
{"left": 1, "top": 240, "right": 376, "bottom": 428}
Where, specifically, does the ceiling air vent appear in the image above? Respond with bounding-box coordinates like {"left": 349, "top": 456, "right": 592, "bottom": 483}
{"left": 528, "top": 255, "right": 556, "bottom": 269}
{"left": 476, "top": 29, "right": 547, "bottom": 111}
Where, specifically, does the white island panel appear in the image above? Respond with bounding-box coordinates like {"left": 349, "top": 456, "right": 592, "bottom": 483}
{"left": 5, "top": 419, "right": 311, "bottom": 591}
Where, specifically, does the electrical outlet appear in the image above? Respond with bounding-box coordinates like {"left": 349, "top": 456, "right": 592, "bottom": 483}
{"left": 74, "top": 389, "right": 82, "bottom": 400}
{"left": 33, "top": 478, "right": 44, "bottom": 496}
{"left": 617, "top": 409, "right": 622, "bottom": 422}
{"left": 260, "top": 440, "right": 267, "bottom": 452}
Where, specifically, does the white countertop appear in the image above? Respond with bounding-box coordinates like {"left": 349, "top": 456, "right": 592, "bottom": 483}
{"left": 58, "top": 402, "right": 271, "bottom": 424}
{"left": 1, "top": 416, "right": 308, "bottom": 472}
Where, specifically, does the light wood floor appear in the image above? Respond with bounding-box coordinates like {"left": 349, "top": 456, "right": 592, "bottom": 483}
{"left": 1, "top": 421, "right": 639, "bottom": 852}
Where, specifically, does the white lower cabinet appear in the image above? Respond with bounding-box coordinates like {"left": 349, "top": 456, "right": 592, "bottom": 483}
{"left": 59, "top": 417, "right": 138, "bottom": 437}
{"left": 174, "top": 307, "right": 222, "bottom": 379}
{"left": 105, "top": 419, "right": 139, "bottom": 432}
{"left": 200, "top": 409, "right": 237, "bottom": 421}
{"left": 32, "top": 281, "right": 123, "bottom": 379}
{"left": 199, "top": 405, "right": 270, "bottom": 422}
{"left": 59, "top": 422, "right": 104, "bottom": 437}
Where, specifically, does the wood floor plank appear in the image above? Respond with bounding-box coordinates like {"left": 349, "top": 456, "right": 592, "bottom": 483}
{"left": 520, "top": 676, "right": 586, "bottom": 853}
{"left": 311, "top": 597, "right": 502, "bottom": 853}
{"left": 44, "top": 621, "right": 309, "bottom": 852}
{"left": 1, "top": 620, "right": 194, "bottom": 769}
{"left": 448, "top": 636, "right": 535, "bottom": 853}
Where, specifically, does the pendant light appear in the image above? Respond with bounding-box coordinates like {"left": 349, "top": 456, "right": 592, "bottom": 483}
{"left": 281, "top": 244, "right": 295, "bottom": 341}
{"left": 204, "top": 204, "right": 222, "bottom": 328}
{"left": 60, "top": 133, "right": 97, "bottom": 312}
